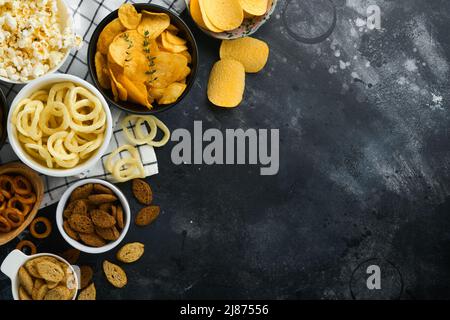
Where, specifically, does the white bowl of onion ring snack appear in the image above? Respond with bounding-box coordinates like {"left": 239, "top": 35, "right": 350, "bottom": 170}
{"left": 7, "top": 74, "right": 113, "bottom": 177}
{"left": 56, "top": 179, "right": 131, "bottom": 254}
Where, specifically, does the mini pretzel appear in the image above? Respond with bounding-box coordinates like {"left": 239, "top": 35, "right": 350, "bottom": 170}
{"left": 8, "top": 197, "right": 31, "bottom": 216}
{"left": 0, "top": 216, "right": 11, "bottom": 233}
{"left": 15, "top": 193, "right": 36, "bottom": 205}
{"left": 16, "top": 240, "right": 37, "bottom": 255}
{"left": 13, "top": 176, "right": 32, "bottom": 195}
{"left": 1, "top": 208, "right": 24, "bottom": 228}
{"left": 30, "top": 217, "right": 52, "bottom": 239}
{"left": 0, "top": 176, "right": 14, "bottom": 198}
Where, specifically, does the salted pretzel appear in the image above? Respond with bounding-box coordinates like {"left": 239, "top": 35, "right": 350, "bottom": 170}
{"left": 1, "top": 208, "right": 25, "bottom": 228}
{"left": 29, "top": 217, "right": 52, "bottom": 239}
{"left": 8, "top": 197, "right": 31, "bottom": 216}
{"left": 0, "top": 175, "right": 14, "bottom": 199}
{"left": 16, "top": 240, "right": 37, "bottom": 255}
{"left": 0, "top": 216, "right": 11, "bottom": 233}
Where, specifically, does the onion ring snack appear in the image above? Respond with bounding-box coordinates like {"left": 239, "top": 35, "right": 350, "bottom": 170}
{"left": 15, "top": 240, "right": 37, "bottom": 255}
{"left": 30, "top": 217, "right": 52, "bottom": 239}
{"left": 11, "top": 82, "right": 107, "bottom": 169}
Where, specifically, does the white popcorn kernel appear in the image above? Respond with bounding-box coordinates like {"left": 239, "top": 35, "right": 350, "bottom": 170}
{"left": 0, "top": 68, "right": 7, "bottom": 78}
{"left": 32, "top": 63, "right": 45, "bottom": 78}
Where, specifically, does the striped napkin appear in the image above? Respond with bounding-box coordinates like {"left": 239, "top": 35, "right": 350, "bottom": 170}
{"left": 0, "top": 0, "right": 187, "bottom": 208}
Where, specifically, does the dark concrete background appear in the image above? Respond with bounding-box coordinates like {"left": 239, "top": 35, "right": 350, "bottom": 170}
{"left": 1, "top": 0, "right": 450, "bottom": 299}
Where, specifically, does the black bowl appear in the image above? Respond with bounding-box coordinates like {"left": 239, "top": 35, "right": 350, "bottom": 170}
{"left": 0, "top": 88, "right": 7, "bottom": 149}
{"left": 88, "top": 4, "right": 199, "bottom": 115}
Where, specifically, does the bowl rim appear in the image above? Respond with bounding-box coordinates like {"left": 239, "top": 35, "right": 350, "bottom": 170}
{"left": 184, "top": 0, "right": 278, "bottom": 40}
{"left": 55, "top": 178, "right": 131, "bottom": 254}
{"left": 0, "top": 0, "right": 74, "bottom": 85}
{"left": 87, "top": 3, "right": 199, "bottom": 115}
{"left": 6, "top": 73, "right": 113, "bottom": 177}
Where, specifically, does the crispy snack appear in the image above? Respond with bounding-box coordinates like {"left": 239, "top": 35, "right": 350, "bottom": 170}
{"left": 95, "top": 226, "right": 120, "bottom": 241}
{"left": 36, "top": 260, "right": 64, "bottom": 283}
{"left": 44, "top": 286, "right": 71, "bottom": 300}
{"left": 116, "top": 205, "right": 125, "bottom": 230}
{"left": 91, "top": 209, "right": 116, "bottom": 228}
{"left": 0, "top": 174, "right": 37, "bottom": 233}
{"left": 61, "top": 248, "right": 81, "bottom": 265}
{"left": 19, "top": 286, "right": 32, "bottom": 300}
{"left": 118, "top": 3, "right": 142, "bottom": 30}
{"left": 132, "top": 179, "right": 153, "bottom": 205}
{"left": 207, "top": 59, "right": 246, "bottom": 108}
{"left": 93, "top": 184, "right": 114, "bottom": 195}
{"left": 80, "top": 265, "right": 94, "bottom": 289}
{"left": 199, "top": 0, "right": 243, "bottom": 31}
{"left": 94, "top": 4, "right": 191, "bottom": 109}
{"left": 103, "top": 260, "right": 127, "bottom": 288}
{"left": 220, "top": 37, "right": 269, "bottom": 73}
{"left": 79, "top": 232, "right": 106, "bottom": 247}
{"left": 88, "top": 194, "right": 118, "bottom": 205}
{"left": 70, "top": 184, "right": 94, "bottom": 202}
{"left": 135, "top": 205, "right": 160, "bottom": 227}
{"left": 18, "top": 266, "right": 34, "bottom": 295}
{"left": 78, "top": 283, "right": 96, "bottom": 300}
{"left": 116, "top": 242, "right": 145, "bottom": 263}
{"left": 16, "top": 240, "right": 37, "bottom": 255}
{"left": 63, "top": 183, "right": 124, "bottom": 247}
{"left": 32, "top": 284, "right": 49, "bottom": 300}
{"left": 239, "top": 0, "right": 269, "bottom": 16}
{"left": 69, "top": 214, "right": 95, "bottom": 234}
{"left": 29, "top": 217, "right": 52, "bottom": 239}
{"left": 63, "top": 221, "right": 80, "bottom": 241}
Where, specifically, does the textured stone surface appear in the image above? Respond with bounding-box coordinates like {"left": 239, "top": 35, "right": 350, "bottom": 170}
{"left": 1, "top": 0, "right": 450, "bottom": 299}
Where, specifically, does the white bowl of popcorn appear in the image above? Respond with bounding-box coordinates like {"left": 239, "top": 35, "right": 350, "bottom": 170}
{"left": 0, "top": 0, "right": 81, "bottom": 84}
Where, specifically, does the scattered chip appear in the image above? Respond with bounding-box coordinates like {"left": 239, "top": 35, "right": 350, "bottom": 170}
{"left": 219, "top": 37, "right": 269, "bottom": 73}
{"left": 239, "top": 0, "right": 269, "bottom": 16}
{"left": 118, "top": 3, "right": 142, "bottom": 29}
{"left": 137, "top": 11, "right": 170, "bottom": 39}
{"left": 200, "top": 0, "right": 243, "bottom": 31}
{"left": 207, "top": 59, "right": 245, "bottom": 108}
{"left": 97, "top": 19, "right": 126, "bottom": 55}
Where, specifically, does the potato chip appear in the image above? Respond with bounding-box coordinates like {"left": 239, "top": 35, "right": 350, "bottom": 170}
{"left": 110, "top": 75, "right": 119, "bottom": 101}
{"left": 117, "top": 73, "right": 152, "bottom": 109}
{"left": 197, "top": 0, "right": 224, "bottom": 33}
{"left": 164, "top": 31, "right": 187, "bottom": 46}
{"left": 239, "top": 0, "right": 268, "bottom": 16}
{"left": 190, "top": 0, "right": 208, "bottom": 30}
{"left": 158, "top": 82, "right": 187, "bottom": 105}
{"left": 200, "top": 0, "right": 243, "bottom": 31}
{"left": 95, "top": 52, "right": 111, "bottom": 89}
{"left": 151, "top": 52, "right": 188, "bottom": 88}
{"left": 148, "top": 87, "right": 165, "bottom": 101}
{"left": 118, "top": 3, "right": 142, "bottom": 29}
{"left": 109, "top": 30, "right": 144, "bottom": 67}
{"left": 207, "top": 59, "right": 245, "bottom": 108}
{"left": 109, "top": 69, "right": 128, "bottom": 101}
{"left": 179, "top": 50, "right": 192, "bottom": 64}
{"left": 160, "top": 32, "right": 188, "bottom": 53}
{"left": 97, "top": 19, "right": 126, "bottom": 55}
{"left": 124, "top": 39, "right": 159, "bottom": 84}
{"left": 220, "top": 37, "right": 269, "bottom": 73}
{"left": 137, "top": 11, "right": 170, "bottom": 39}
{"left": 167, "top": 24, "right": 179, "bottom": 34}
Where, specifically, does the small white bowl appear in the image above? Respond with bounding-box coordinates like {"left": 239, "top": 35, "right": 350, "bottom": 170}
{"left": 0, "top": 250, "right": 80, "bottom": 300}
{"left": 56, "top": 179, "right": 131, "bottom": 254}
{"left": 0, "top": 0, "right": 74, "bottom": 84}
{"left": 7, "top": 73, "right": 113, "bottom": 177}
{"left": 185, "top": 0, "right": 278, "bottom": 40}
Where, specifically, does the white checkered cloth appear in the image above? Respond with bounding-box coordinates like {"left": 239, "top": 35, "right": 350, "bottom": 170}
{"left": 0, "top": 0, "right": 187, "bottom": 208}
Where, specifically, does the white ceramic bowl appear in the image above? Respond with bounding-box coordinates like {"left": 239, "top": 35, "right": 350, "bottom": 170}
{"left": 0, "top": 250, "right": 80, "bottom": 300}
{"left": 0, "top": 0, "right": 74, "bottom": 84}
{"left": 56, "top": 179, "right": 131, "bottom": 254}
{"left": 185, "top": 0, "right": 278, "bottom": 40}
{"left": 7, "top": 73, "right": 113, "bottom": 177}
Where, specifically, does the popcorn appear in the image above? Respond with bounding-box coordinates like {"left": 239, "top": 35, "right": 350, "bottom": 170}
{"left": 0, "top": 0, "right": 82, "bottom": 82}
